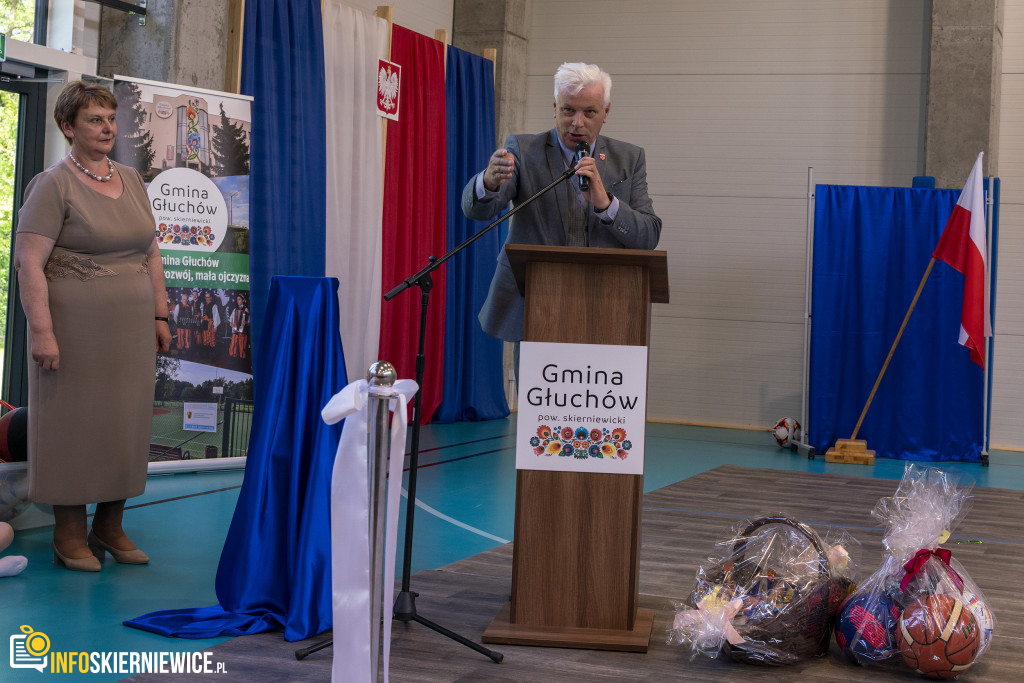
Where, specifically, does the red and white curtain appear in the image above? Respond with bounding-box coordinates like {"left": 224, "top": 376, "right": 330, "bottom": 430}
{"left": 323, "top": 6, "right": 448, "bottom": 418}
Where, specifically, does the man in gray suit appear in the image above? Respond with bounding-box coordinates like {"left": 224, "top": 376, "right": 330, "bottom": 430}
{"left": 462, "top": 62, "right": 662, "bottom": 345}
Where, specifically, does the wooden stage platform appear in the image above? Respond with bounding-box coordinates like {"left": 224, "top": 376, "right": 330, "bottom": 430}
{"left": 132, "top": 465, "right": 1024, "bottom": 681}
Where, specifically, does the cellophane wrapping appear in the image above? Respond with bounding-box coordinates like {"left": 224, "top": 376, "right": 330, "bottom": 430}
{"left": 667, "top": 514, "right": 856, "bottom": 665}
{"left": 832, "top": 464, "right": 994, "bottom": 675}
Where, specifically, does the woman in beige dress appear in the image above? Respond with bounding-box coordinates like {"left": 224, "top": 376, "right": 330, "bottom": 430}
{"left": 14, "top": 81, "right": 172, "bottom": 572}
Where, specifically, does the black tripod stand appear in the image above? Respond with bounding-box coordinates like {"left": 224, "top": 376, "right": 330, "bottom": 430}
{"left": 385, "top": 267, "right": 502, "bottom": 663}
{"left": 295, "top": 161, "right": 581, "bottom": 665}
{"left": 383, "top": 163, "right": 582, "bottom": 663}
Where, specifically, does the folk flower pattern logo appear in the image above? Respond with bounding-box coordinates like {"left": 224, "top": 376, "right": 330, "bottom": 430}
{"left": 530, "top": 424, "right": 631, "bottom": 460}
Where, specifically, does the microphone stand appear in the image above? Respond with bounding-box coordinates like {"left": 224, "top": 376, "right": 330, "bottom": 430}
{"left": 383, "top": 162, "right": 581, "bottom": 663}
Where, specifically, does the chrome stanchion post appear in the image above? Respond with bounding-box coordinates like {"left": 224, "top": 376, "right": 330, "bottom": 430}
{"left": 294, "top": 361, "right": 401, "bottom": 667}
{"left": 366, "top": 361, "right": 396, "bottom": 681}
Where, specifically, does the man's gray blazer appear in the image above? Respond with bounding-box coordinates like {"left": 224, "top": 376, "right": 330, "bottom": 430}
{"left": 462, "top": 129, "right": 662, "bottom": 342}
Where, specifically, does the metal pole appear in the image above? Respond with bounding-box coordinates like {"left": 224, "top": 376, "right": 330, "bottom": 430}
{"left": 983, "top": 181, "right": 993, "bottom": 460}
{"left": 366, "top": 361, "right": 397, "bottom": 681}
{"left": 795, "top": 167, "right": 816, "bottom": 458}
{"left": 293, "top": 361, "right": 399, "bottom": 666}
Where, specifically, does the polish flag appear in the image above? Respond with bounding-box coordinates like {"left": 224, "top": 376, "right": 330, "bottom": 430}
{"left": 932, "top": 152, "right": 990, "bottom": 368}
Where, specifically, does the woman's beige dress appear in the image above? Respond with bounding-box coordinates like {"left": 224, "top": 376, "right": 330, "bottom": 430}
{"left": 17, "top": 160, "right": 157, "bottom": 505}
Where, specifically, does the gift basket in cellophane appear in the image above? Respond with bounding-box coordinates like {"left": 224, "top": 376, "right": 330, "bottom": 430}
{"left": 832, "top": 464, "right": 994, "bottom": 679}
{"left": 667, "top": 514, "right": 857, "bottom": 665}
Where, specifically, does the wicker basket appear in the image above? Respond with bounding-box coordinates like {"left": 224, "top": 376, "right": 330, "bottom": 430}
{"left": 694, "top": 515, "right": 851, "bottom": 665}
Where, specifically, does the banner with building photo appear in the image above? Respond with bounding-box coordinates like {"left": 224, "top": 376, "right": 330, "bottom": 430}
{"left": 112, "top": 76, "right": 254, "bottom": 462}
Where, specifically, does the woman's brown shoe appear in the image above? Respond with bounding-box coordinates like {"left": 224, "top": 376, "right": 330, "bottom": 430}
{"left": 88, "top": 531, "right": 149, "bottom": 565}
{"left": 53, "top": 543, "right": 101, "bottom": 572}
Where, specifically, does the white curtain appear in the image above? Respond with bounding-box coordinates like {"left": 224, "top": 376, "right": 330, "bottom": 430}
{"left": 323, "top": 0, "right": 388, "bottom": 384}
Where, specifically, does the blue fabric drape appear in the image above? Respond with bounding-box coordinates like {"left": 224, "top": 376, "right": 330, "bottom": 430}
{"left": 239, "top": 0, "right": 327, "bottom": 366}
{"left": 126, "top": 276, "right": 347, "bottom": 640}
{"left": 810, "top": 185, "right": 983, "bottom": 461}
{"left": 434, "top": 47, "right": 509, "bottom": 422}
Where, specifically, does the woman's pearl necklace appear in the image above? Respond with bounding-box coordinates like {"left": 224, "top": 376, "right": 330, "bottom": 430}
{"left": 69, "top": 152, "right": 115, "bottom": 182}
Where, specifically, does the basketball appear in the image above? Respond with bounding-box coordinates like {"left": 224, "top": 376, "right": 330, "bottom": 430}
{"left": 834, "top": 591, "right": 902, "bottom": 666}
{"left": 898, "top": 593, "right": 980, "bottom": 679}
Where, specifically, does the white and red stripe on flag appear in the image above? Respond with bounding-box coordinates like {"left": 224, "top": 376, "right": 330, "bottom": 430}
{"left": 932, "top": 152, "right": 990, "bottom": 368}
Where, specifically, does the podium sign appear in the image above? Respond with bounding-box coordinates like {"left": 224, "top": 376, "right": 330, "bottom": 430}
{"left": 517, "top": 341, "right": 647, "bottom": 475}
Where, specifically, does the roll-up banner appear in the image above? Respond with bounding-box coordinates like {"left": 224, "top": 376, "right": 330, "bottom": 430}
{"left": 112, "top": 76, "right": 254, "bottom": 466}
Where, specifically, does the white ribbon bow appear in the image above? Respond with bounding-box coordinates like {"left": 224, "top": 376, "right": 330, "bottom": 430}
{"left": 673, "top": 596, "right": 746, "bottom": 649}
{"left": 323, "top": 377, "right": 418, "bottom": 683}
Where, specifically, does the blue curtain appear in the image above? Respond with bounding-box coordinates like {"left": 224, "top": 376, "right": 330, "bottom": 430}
{"left": 810, "top": 185, "right": 984, "bottom": 461}
{"left": 239, "top": 0, "right": 327, "bottom": 366}
{"left": 126, "top": 277, "right": 347, "bottom": 640}
{"left": 434, "top": 47, "right": 509, "bottom": 422}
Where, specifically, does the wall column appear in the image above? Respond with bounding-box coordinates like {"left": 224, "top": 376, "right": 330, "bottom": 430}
{"left": 451, "top": 0, "right": 532, "bottom": 146}
{"left": 96, "top": 0, "right": 235, "bottom": 93}
{"left": 926, "top": 0, "right": 1003, "bottom": 186}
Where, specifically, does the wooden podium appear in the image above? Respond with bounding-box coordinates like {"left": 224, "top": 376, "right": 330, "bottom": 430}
{"left": 481, "top": 245, "right": 669, "bottom": 652}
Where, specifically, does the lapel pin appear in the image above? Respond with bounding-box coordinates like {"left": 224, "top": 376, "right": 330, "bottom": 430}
{"left": 599, "top": 154, "right": 606, "bottom": 161}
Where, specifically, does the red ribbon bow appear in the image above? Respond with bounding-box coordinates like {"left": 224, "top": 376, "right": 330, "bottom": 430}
{"left": 900, "top": 548, "right": 965, "bottom": 593}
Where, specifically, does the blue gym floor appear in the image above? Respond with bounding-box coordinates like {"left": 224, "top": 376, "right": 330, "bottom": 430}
{"left": 2, "top": 417, "right": 1020, "bottom": 682}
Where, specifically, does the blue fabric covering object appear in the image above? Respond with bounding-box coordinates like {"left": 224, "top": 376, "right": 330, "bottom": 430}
{"left": 126, "top": 276, "right": 347, "bottom": 640}
{"left": 810, "top": 185, "right": 985, "bottom": 461}
{"left": 239, "top": 0, "right": 327, "bottom": 367}
{"left": 434, "top": 47, "right": 510, "bottom": 422}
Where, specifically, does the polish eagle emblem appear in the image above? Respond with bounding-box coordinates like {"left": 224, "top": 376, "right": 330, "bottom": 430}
{"left": 378, "top": 64, "right": 399, "bottom": 113}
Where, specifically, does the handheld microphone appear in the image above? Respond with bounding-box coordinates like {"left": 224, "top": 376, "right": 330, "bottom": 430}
{"left": 573, "top": 141, "right": 590, "bottom": 192}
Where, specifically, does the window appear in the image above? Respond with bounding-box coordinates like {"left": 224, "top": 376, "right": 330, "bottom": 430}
{"left": 0, "top": 77, "right": 45, "bottom": 405}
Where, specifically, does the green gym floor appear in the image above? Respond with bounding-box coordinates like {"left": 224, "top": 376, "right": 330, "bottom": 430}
{"left": 1, "top": 417, "right": 1020, "bottom": 682}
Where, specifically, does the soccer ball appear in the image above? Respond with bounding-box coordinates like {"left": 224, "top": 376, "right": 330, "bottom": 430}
{"left": 834, "top": 591, "right": 902, "bottom": 666}
{"left": 771, "top": 417, "right": 800, "bottom": 447}
{"left": 898, "top": 594, "right": 980, "bottom": 679}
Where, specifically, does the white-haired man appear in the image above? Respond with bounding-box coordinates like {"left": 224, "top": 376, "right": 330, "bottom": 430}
{"left": 462, "top": 62, "right": 662, "bottom": 344}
